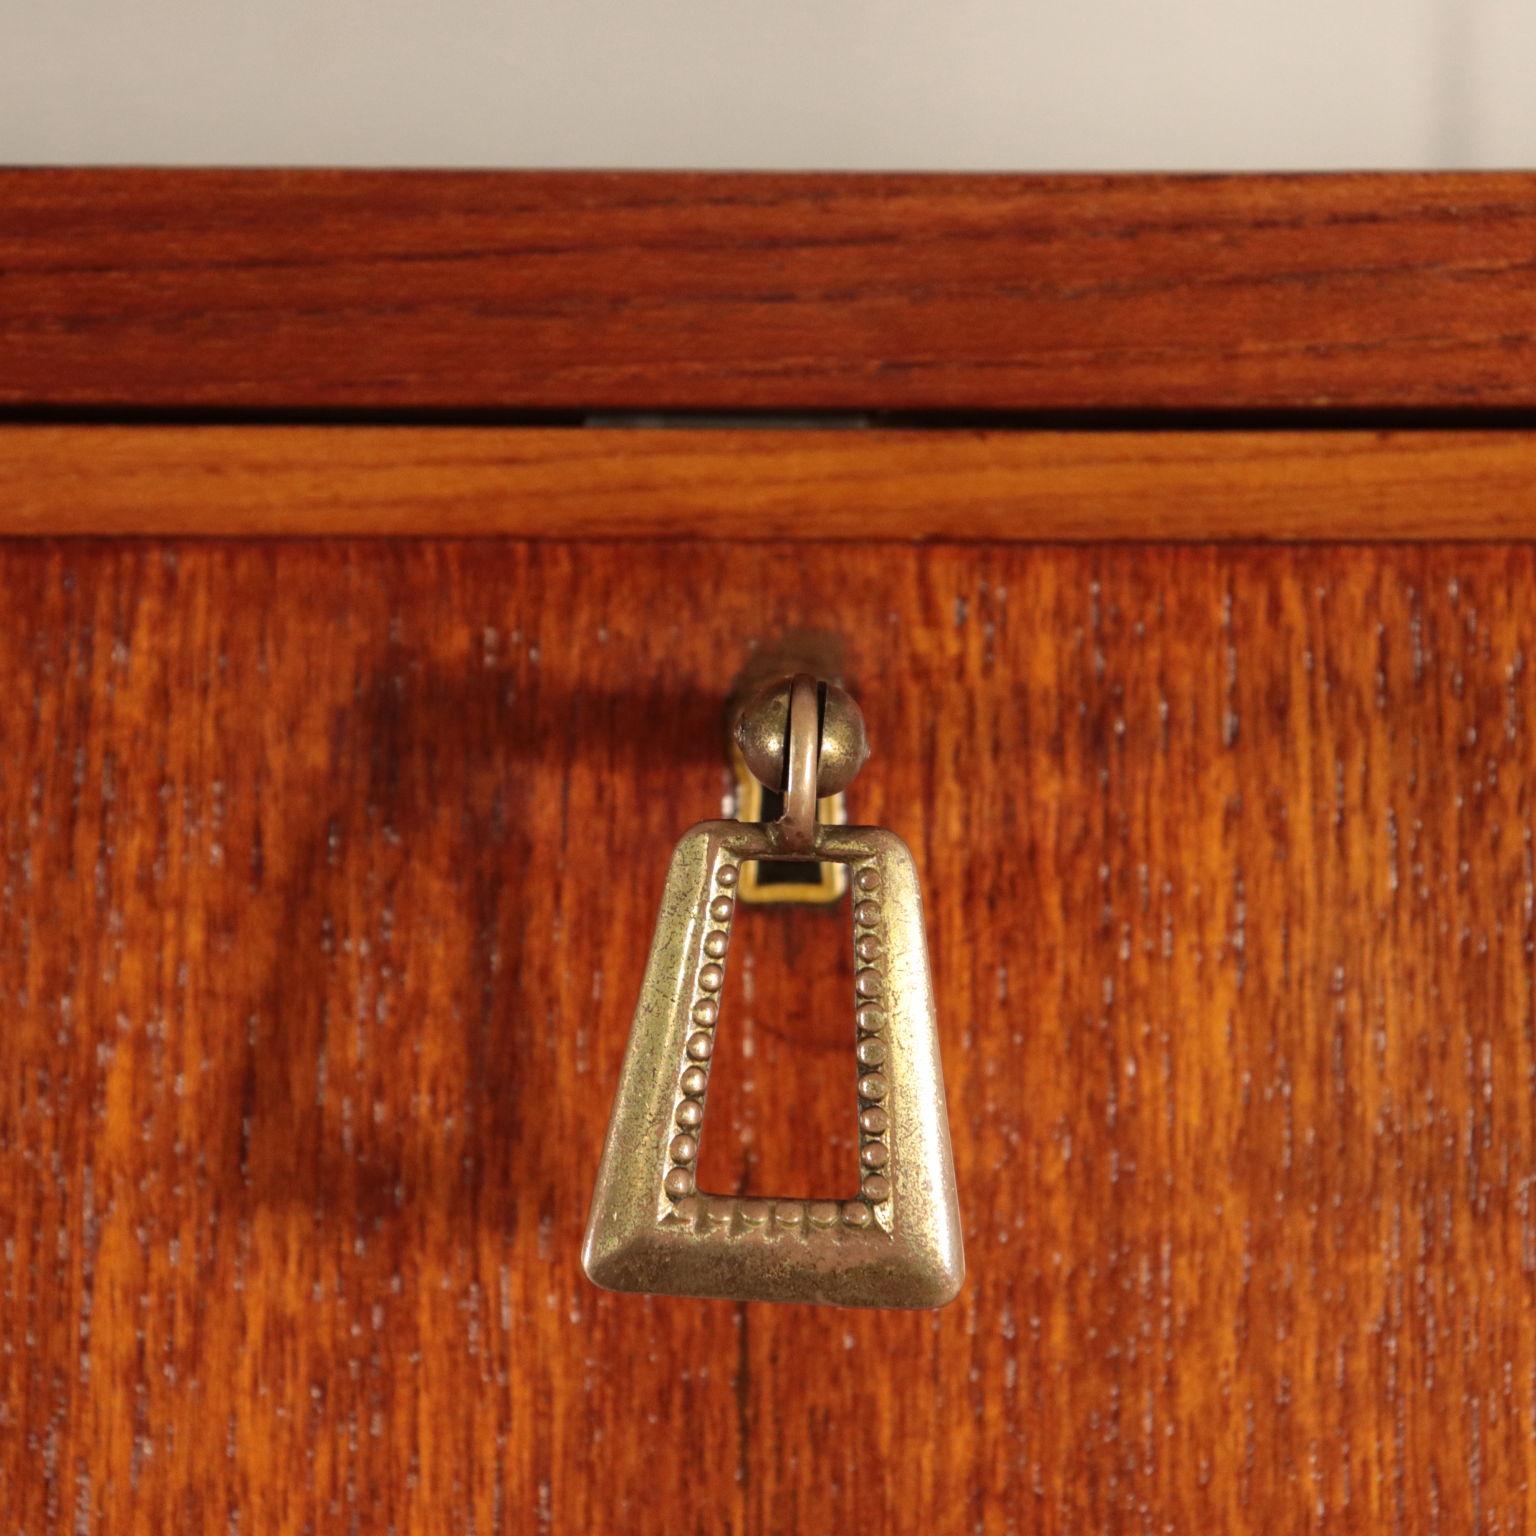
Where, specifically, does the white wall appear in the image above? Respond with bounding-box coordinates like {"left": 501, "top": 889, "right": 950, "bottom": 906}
{"left": 3, "top": 0, "right": 1533, "bottom": 168}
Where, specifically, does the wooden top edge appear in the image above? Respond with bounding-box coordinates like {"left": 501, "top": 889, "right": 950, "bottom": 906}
{"left": 3, "top": 425, "right": 1534, "bottom": 541}
{"left": 3, "top": 169, "right": 1534, "bottom": 414}
{"left": 6, "top": 166, "right": 1519, "bottom": 187}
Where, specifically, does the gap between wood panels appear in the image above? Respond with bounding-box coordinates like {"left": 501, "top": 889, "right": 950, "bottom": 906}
{"left": 3, "top": 426, "right": 1535, "bottom": 540}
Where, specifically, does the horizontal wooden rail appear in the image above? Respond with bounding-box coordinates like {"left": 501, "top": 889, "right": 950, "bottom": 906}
{"left": 3, "top": 426, "right": 1535, "bottom": 539}
{"left": 3, "top": 170, "right": 1535, "bottom": 414}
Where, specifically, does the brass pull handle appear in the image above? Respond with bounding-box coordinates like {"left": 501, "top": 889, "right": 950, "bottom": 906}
{"left": 582, "top": 673, "right": 964, "bottom": 1309}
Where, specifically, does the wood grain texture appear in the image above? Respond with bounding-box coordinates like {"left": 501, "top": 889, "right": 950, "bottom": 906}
{"left": 8, "top": 425, "right": 1536, "bottom": 540}
{"left": 4, "top": 538, "right": 1536, "bottom": 1533}
{"left": 4, "top": 170, "right": 1536, "bottom": 414}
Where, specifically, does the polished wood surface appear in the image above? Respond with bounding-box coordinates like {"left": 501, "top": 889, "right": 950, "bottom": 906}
{"left": 4, "top": 538, "right": 1534, "bottom": 1532}
{"left": 4, "top": 170, "right": 1535, "bottom": 414}
{"left": 8, "top": 424, "right": 1536, "bottom": 539}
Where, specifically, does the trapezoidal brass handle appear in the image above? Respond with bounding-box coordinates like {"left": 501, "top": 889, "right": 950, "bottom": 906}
{"left": 581, "top": 673, "right": 963, "bottom": 1309}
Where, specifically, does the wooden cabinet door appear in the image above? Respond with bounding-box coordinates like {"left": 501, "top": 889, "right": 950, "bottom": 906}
{"left": 4, "top": 171, "right": 1536, "bottom": 1534}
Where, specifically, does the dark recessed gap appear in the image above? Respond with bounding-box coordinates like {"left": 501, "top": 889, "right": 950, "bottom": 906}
{"left": 6, "top": 403, "right": 1536, "bottom": 430}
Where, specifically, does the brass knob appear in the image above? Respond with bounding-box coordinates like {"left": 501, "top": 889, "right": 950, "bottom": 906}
{"left": 734, "top": 677, "right": 869, "bottom": 798}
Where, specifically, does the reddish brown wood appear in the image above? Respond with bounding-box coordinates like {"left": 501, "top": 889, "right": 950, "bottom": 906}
{"left": 3, "top": 170, "right": 1535, "bottom": 414}
{"left": 8, "top": 424, "right": 1536, "bottom": 539}
{"left": 4, "top": 539, "right": 1535, "bottom": 1532}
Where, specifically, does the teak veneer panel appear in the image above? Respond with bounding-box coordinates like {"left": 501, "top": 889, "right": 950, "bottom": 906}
{"left": 6, "top": 425, "right": 1536, "bottom": 538}
{"left": 4, "top": 539, "right": 1535, "bottom": 1533}
{"left": 4, "top": 169, "right": 1536, "bottom": 413}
